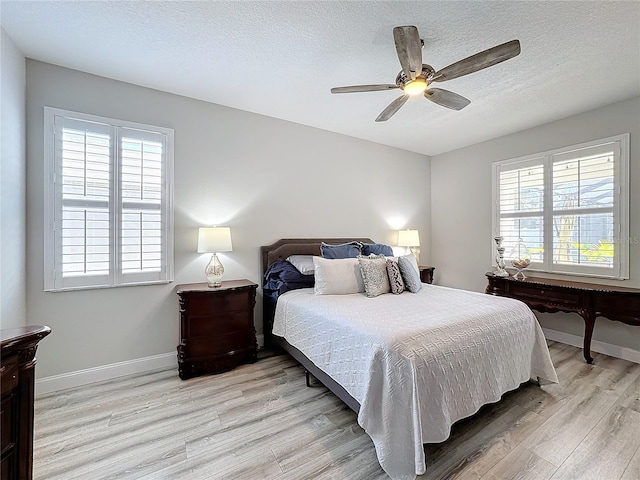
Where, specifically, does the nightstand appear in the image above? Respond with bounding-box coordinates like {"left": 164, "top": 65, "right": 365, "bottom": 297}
{"left": 419, "top": 266, "right": 435, "bottom": 284}
{"left": 176, "top": 280, "right": 258, "bottom": 380}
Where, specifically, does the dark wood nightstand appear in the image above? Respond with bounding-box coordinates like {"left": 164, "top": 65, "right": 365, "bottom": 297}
{"left": 176, "top": 280, "right": 258, "bottom": 380}
{"left": 419, "top": 266, "right": 435, "bottom": 284}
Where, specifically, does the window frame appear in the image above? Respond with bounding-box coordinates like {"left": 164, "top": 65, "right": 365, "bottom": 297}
{"left": 492, "top": 133, "right": 629, "bottom": 280}
{"left": 44, "top": 107, "right": 174, "bottom": 291}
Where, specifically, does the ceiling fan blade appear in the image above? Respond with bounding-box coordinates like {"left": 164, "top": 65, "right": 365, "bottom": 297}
{"left": 425, "top": 88, "right": 471, "bottom": 110}
{"left": 331, "top": 84, "right": 399, "bottom": 94}
{"left": 432, "top": 40, "right": 521, "bottom": 83}
{"left": 375, "top": 94, "right": 409, "bottom": 122}
{"left": 393, "top": 26, "right": 422, "bottom": 81}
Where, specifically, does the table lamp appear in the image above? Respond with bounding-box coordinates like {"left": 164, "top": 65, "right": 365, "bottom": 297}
{"left": 398, "top": 229, "right": 420, "bottom": 264}
{"left": 197, "top": 227, "right": 233, "bottom": 287}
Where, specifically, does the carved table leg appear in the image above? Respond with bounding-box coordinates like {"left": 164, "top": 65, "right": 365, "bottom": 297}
{"left": 580, "top": 309, "right": 595, "bottom": 364}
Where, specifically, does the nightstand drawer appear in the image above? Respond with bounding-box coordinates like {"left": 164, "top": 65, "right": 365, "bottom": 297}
{"left": 187, "top": 290, "right": 250, "bottom": 315}
{"left": 1, "top": 395, "right": 15, "bottom": 452}
{"left": 0, "top": 356, "right": 18, "bottom": 396}
{"left": 188, "top": 331, "right": 253, "bottom": 358}
{"left": 189, "top": 311, "right": 252, "bottom": 337}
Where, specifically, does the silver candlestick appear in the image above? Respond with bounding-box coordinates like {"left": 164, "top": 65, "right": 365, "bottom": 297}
{"left": 494, "top": 236, "right": 509, "bottom": 277}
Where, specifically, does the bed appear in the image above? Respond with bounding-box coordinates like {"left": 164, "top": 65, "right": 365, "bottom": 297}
{"left": 261, "top": 238, "right": 558, "bottom": 480}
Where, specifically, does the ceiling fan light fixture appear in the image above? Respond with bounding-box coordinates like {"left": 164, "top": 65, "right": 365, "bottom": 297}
{"left": 403, "top": 78, "right": 427, "bottom": 96}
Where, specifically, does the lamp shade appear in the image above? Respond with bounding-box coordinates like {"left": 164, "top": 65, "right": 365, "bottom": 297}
{"left": 197, "top": 227, "right": 233, "bottom": 253}
{"left": 397, "top": 229, "right": 420, "bottom": 247}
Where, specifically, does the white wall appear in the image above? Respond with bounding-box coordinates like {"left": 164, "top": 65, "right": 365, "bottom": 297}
{"left": 0, "top": 28, "right": 27, "bottom": 330}
{"left": 26, "top": 60, "right": 431, "bottom": 379}
{"left": 431, "top": 97, "right": 640, "bottom": 353}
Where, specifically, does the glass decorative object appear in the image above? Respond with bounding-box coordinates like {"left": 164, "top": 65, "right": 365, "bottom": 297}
{"left": 205, "top": 253, "right": 225, "bottom": 288}
{"left": 510, "top": 238, "right": 531, "bottom": 280}
{"left": 493, "top": 236, "right": 509, "bottom": 277}
{"left": 197, "top": 227, "right": 233, "bottom": 288}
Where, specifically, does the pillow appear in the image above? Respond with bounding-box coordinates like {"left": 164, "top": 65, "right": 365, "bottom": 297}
{"left": 398, "top": 254, "right": 422, "bottom": 293}
{"left": 362, "top": 243, "right": 394, "bottom": 257}
{"left": 358, "top": 255, "right": 391, "bottom": 298}
{"left": 286, "top": 255, "right": 315, "bottom": 275}
{"left": 313, "top": 256, "right": 365, "bottom": 295}
{"left": 263, "top": 260, "right": 315, "bottom": 295}
{"left": 386, "top": 259, "right": 405, "bottom": 294}
{"left": 320, "top": 241, "right": 362, "bottom": 259}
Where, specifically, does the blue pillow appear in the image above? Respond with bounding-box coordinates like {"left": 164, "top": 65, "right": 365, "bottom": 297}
{"left": 320, "top": 241, "right": 362, "bottom": 259}
{"left": 263, "top": 260, "right": 314, "bottom": 295}
{"left": 362, "top": 243, "right": 394, "bottom": 256}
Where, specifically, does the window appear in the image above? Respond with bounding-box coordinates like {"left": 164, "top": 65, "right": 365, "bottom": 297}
{"left": 492, "top": 134, "right": 629, "bottom": 279}
{"left": 44, "top": 108, "right": 174, "bottom": 291}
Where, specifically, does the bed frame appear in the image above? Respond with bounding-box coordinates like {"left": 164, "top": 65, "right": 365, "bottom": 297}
{"left": 260, "top": 238, "right": 375, "bottom": 413}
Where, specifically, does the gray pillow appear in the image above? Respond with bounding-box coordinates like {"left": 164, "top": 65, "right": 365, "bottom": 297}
{"left": 398, "top": 254, "right": 422, "bottom": 293}
{"left": 357, "top": 255, "right": 390, "bottom": 297}
{"left": 286, "top": 255, "right": 315, "bottom": 275}
{"left": 320, "top": 241, "right": 362, "bottom": 259}
{"left": 386, "top": 259, "right": 405, "bottom": 294}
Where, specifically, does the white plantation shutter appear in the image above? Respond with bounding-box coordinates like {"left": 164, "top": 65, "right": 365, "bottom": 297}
{"left": 493, "top": 134, "right": 628, "bottom": 279}
{"left": 497, "top": 159, "right": 545, "bottom": 266}
{"left": 45, "top": 108, "right": 174, "bottom": 291}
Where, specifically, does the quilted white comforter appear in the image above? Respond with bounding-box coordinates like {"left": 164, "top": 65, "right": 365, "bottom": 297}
{"left": 272, "top": 284, "right": 558, "bottom": 480}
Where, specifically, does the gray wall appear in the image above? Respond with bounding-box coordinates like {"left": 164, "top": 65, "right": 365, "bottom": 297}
{"left": 0, "top": 28, "right": 27, "bottom": 330}
{"left": 431, "top": 97, "right": 640, "bottom": 352}
{"left": 26, "top": 60, "right": 431, "bottom": 378}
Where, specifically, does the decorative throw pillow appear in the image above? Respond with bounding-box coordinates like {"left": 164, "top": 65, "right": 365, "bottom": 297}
{"left": 320, "top": 241, "right": 362, "bottom": 259}
{"left": 398, "top": 254, "right": 422, "bottom": 293}
{"left": 386, "top": 259, "right": 405, "bottom": 294}
{"left": 313, "top": 256, "right": 365, "bottom": 295}
{"left": 286, "top": 255, "right": 315, "bottom": 275}
{"left": 361, "top": 243, "right": 394, "bottom": 257}
{"left": 357, "top": 255, "right": 391, "bottom": 298}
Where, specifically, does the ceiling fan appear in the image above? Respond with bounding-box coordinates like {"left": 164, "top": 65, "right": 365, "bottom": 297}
{"left": 330, "top": 26, "right": 521, "bottom": 122}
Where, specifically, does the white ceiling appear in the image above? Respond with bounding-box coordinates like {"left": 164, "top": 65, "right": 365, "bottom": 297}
{"left": 2, "top": 1, "right": 639, "bottom": 156}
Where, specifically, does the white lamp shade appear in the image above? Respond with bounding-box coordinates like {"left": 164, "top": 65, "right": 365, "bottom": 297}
{"left": 197, "top": 227, "right": 233, "bottom": 253}
{"left": 397, "top": 229, "right": 420, "bottom": 247}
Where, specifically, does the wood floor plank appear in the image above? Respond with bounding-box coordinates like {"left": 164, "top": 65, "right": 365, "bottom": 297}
{"left": 549, "top": 406, "right": 640, "bottom": 480}
{"left": 520, "top": 383, "right": 618, "bottom": 467}
{"left": 620, "top": 445, "right": 640, "bottom": 480}
{"left": 481, "top": 446, "right": 556, "bottom": 480}
{"left": 32, "top": 343, "right": 639, "bottom": 480}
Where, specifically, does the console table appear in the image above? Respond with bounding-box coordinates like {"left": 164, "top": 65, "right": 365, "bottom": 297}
{"left": 486, "top": 273, "right": 640, "bottom": 364}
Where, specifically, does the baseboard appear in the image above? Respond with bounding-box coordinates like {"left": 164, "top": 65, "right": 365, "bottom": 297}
{"left": 37, "top": 335, "right": 267, "bottom": 396}
{"left": 36, "top": 352, "right": 177, "bottom": 397}
{"left": 543, "top": 328, "right": 640, "bottom": 364}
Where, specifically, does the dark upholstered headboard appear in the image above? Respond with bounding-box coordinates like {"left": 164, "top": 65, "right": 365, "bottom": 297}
{"left": 260, "top": 238, "right": 374, "bottom": 282}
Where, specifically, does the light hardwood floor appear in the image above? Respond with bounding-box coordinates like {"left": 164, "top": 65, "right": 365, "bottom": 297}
{"left": 34, "top": 341, "right": 640, "bottom": 480}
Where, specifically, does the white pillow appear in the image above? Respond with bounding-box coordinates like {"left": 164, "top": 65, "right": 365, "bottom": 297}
{"left": 287, "top": 255, "right": 315, "bottom": 275}
{"left": 313, "top": 256, "right": 365, "bottom": 295}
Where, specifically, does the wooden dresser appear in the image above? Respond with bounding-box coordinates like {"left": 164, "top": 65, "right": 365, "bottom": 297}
{"left": 486, "top": 273, "right": 640, "bottom": 363}
{"left": 176, "top": 280, "right": 258, "bottom": 380}
{"left": 1, "top": 325, "right": 51, "bottom": 480}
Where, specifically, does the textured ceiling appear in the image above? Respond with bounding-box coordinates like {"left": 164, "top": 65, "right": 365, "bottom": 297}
{"left": 2, "top": 1, "right": 639, "bottom": 156}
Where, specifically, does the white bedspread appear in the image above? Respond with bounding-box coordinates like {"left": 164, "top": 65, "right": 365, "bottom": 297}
{"left": 272, "top": 284, "right": 558, "bottom": 480}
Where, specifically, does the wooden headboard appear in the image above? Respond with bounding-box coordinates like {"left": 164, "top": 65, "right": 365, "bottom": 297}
{"left": 260, "top": 237, "right": 374, "bottom": 282}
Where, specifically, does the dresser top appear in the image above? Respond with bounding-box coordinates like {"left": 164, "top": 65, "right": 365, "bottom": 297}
{"left": 1, "top": 325, "right": 51, "bottom": 349}
{"left": 176, "top": 279, "right": 257, "bottom": 294}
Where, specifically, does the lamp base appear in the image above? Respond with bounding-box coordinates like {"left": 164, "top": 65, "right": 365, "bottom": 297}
{"left": 205, "top": 253, "right": 224, "bottom": 288}
{"left": 409, "top": 246, "right": 420, "bottom": 265}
